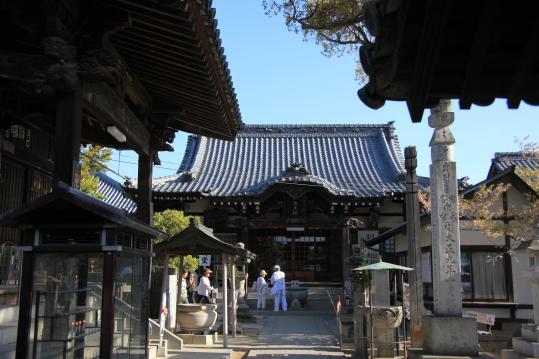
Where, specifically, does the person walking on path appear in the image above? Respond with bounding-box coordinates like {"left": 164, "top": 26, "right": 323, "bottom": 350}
{"left": 197, "top": 268, "right": 215, "bottom": 304}
{"left": 270, "top": 265, "right": 287, "bottom": 312}
{"left": 255, "top": 270, "right": 268, "bottom": 309}
{"left": 178, "top": 269, "right": 189, "bottom": 304}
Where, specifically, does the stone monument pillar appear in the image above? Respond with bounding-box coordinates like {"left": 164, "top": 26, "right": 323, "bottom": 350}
{"left": 423, "top": 100, "right": 478, "bottom": 356}
{"left": 502, "top": 240, "right": 539, "bottom": 359}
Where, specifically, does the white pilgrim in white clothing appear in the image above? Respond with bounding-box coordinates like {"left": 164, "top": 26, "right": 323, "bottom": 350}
{"left": 255, "top": 270, "right": 268, "bottom": 309}
{"left": 270, "top": 265, "right": 287, "bottom": 312}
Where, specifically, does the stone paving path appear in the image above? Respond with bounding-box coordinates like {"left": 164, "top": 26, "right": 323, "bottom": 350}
{"left": 229, "top": 310, "right": 351, "bottom": 359}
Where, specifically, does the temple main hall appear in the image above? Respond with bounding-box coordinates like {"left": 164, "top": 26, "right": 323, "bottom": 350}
{"left": 149, "top": 123, "right": 412, "bottom": 283}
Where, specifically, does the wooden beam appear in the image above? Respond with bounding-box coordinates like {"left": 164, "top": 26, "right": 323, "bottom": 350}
{"left": 81, "top": 82, "right": 151, "bottom": 156}
{"left": 111, "top": 30, "right": 204, "bottom": 62}
{"left": 459, "top": 0, "right": 499, "bottom": 110}
{"left": 406, "top": 0, "right": 452, "bottom": 122}
{"left": 137, "top": 151, "right": 154, "bottom": 224}
{"left": 507, "top": 14, "right": 539, "bottom": 109}
{"left": 54, "top": 86, "right": 82, "bottom": 187}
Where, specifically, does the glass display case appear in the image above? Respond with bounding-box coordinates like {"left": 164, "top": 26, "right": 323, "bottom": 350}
{"left": 0, "top": 186, "right": 165, "bottom": 359}
{"left": 30, "top": 253, "right": 103, "bottom": 359}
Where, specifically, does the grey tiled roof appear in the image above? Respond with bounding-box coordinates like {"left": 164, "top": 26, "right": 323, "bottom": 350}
{"left": 488, "top": 152, "right": 539, "bottom": 178}
{"left": 96, "top": 172, "right": 137, "bottom": 214}
{"left": 153, "top": 123, "right": 407, "bottom": 198}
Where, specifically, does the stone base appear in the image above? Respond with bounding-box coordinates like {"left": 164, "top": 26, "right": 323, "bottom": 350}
{"left": 511, "top": 337, "right": 539, "bottom": 358}
{"left": 501, "top": 324, "right": 539, "bottom": 359}
{"left": 522, "top": 324, "right": 539, "bottom": 343}
{"left": 409, "top": 349, "right": 492, "bottom": 359}
{"left": 501, "top": 348, "right": 538, "bottom": 359}
{"left": 423, "top": 315, "right": 478, "bottom": 356}
{"left": 178, "top": 333, "right": 216, "bottom": 345}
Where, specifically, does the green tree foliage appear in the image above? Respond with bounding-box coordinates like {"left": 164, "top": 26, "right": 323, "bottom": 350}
{"left": 263, "top": 0, "right": 371, "bottom": 81}
{"left": 153, "top": 209, "right": 200, "bottom": 271}
{"left": 80, "top": 145, "right": 112, "bottom": 200}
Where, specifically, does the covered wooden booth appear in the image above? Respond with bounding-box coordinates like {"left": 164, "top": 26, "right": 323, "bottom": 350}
{"left": 0, "top": 181, "right": 167, "bottom": 358}
{"left": 154, "top": 219, "right": 255, "bottom": 348}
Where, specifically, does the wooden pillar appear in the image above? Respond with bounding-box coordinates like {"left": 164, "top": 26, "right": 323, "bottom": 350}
{"left": 222, "top": 254, "right": 229, "bottom": 348}
{"left": 54, "top": 87, "right": 82, "bottom": 188}
{"left": 100, "top": 251, "right": 116, "bottom": 359}
{"left": 342, "top": 226, "right": 351, "bottom": 282}
{"left": 231, "top": 258, "right": 237, "bottom": 337}
{"left": 15, "top": 237, "right": 34, "bottom": 359}
{"left": 137, "top": 150, "right": 153, "bottom": 356}
{"left": 405, "top": 146, "right": 424, "bottom": 347}
{"left": 137, "top": 151, "right": 154, "bottom": 224}
{"left": 161, "top": 254, "right": 170, "bottom": 316}
{"left": 502, "top": 192, "right": 514, "bottom": 302}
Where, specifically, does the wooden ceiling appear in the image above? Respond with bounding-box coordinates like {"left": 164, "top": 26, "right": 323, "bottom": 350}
{"left": 106, "top": 0, "right": 242, "bottom": 140}
{"left": 0, "top": 0, "right": 241, "bottom": 153}
{"left": 358, "top": 0, "right": 539, "bottom": 122}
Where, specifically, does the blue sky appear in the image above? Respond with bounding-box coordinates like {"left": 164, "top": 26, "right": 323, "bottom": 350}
{"left": 110, "top": 1, "right": 538, "bottom": 185}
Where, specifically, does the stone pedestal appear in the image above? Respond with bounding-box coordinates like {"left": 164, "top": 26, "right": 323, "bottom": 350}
{"left": 423, "top": 315, "right": 478, "bottom": 356}
{"left": 372, "top": 270, "right": 395, "bottom": 357}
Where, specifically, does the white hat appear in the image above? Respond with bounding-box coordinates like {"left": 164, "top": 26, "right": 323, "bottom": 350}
{"left": 273, "top": 265, "right": 280, "bottom": 271}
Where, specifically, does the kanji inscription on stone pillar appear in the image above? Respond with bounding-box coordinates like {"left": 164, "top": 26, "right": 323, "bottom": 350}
{"left": 428, "top": 99, "right": 463, "bottom": 316}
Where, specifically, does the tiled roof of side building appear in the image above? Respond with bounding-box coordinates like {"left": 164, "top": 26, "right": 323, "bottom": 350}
{"left": 152, "top": 123, "right": 407, "bottom": 198}
{"left": 96, "top": 172, "right": 137, "bottom": 214}
{"left": 487, "top": 152, "right": 539, "bottom": 178}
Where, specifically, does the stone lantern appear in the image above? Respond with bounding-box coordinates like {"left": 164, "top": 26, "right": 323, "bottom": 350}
{"left": 0, "top": 182, "right": 166, "bottom": 359}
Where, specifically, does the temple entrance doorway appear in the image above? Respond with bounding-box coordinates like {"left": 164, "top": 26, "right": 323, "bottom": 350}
{"left": 250, "top": 228, "right": 342, "bottom": 283}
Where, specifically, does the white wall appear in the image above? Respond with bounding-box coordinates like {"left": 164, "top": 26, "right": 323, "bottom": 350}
{"left": 512, "top": 249, "right": 533, "bottom": 306}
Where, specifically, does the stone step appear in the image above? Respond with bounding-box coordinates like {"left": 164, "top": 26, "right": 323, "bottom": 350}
{"left": 149, "top": 318, "right": 184, "bottom": 350}
{"left": 149, "top": 339, "right": 167, "bottom": 357}
{"left": 148, "top": 344, "right": 158, "bottom": 359}
{"left": 0, "top": 322, "right": 17, "bottom": 347}
{"left": 521, "top": 324, "right": 539, "bottom": 342}
{"left": 167, "top": 347, "right": 233, "bottom": 359}
{"left": 0, "top": 343, "right": 15, "bottom": 359}
{"left": 0, "top": 306, "right": 18, "bottom": 325}
{"left": 501, "top": 348, "right": 532, "bottom": 359}
{"left": 512, "top": 337, "right": 539, "bottom": 357}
